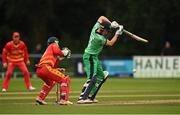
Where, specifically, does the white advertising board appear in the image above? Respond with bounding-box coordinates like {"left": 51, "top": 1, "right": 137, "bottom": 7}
{"left": 133, "top": 56, "right": 180, "bottom": 78}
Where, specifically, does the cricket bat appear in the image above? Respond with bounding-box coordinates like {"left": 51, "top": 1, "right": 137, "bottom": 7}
{"left": 123, "top": 29, "right": 149, "bottom": 43}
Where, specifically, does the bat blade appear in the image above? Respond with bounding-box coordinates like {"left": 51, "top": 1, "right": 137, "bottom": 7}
{"left": 123, "top": 29, "right": 148, "bottom": 43}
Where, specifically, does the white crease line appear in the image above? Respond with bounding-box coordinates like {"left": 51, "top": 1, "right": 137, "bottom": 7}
{"left": 1, "top": 99, "right": 180, "bottom": 106}
{"left": 1, "top": 94, "right": 180, "bottom": 100}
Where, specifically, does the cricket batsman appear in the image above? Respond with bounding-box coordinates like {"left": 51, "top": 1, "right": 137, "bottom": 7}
{"left": 2, "top": 32, "right": 36, "bottom": 92}
{"left": 35, "top": 37, "right": 73, "bottom": 105}
{"left": 77, "top": 16, "right": 123, "bottom": 104}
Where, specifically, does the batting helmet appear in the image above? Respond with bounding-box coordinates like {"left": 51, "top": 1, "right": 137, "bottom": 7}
{"left": 100, "top": 21, "right": 111, "bottom": 31}
{"left": 47, "top": 37, "right": 59, "bottom": 45}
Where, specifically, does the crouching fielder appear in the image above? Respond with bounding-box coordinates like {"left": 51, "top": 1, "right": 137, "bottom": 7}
{"left": 77, "top": 16, "right": 123, "bottom": 104}
{"left": 35, "top": 37, "right": 73, "bottom": 105}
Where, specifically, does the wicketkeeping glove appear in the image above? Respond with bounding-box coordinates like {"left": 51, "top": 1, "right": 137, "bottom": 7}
{"left": 115, "top": 25, "right": 124, "bottom": 35}
{"left": 111, "top": 21, "right": 119, "bottom": 29}
{"left": 61, "top": 47, "right": 71, "bottom": 58}
{"left": 66, "top": 49, "right": 71, "bottom": 58}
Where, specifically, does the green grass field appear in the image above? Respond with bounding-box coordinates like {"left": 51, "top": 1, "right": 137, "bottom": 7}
{"left": 1, "top": 77, "right": 180, "bottom": 114}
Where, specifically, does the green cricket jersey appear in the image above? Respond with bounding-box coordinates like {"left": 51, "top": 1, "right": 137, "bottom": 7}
{"left": 85, "top": 22, "right": 107, "bottom": 55}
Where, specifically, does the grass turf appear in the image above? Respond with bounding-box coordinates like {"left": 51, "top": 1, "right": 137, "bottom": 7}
{"left": 0, "top": 77, "right": 180, "bottom": 114}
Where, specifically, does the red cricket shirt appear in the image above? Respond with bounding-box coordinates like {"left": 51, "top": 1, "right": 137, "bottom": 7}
{"left": 38, "top": 43, "right": 63, "bottom": 68}
{"left": 2, "top": 40, "right": 30, "bottom": 64}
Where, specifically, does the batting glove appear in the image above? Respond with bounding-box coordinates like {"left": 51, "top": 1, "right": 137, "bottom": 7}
{"left": 111, "top": 21, "right": 119, "bottom": 29}
{"left": 115, "top": 25, "right": 124, "bottom": 35}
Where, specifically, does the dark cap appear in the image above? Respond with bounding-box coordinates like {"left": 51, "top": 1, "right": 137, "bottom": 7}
{"left": 47, "top": 36, "right": 59, "bottom": 45}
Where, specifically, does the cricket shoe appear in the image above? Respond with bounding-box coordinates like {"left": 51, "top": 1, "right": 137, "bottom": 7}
{"left": 87, "top": 98, "right": 98, "bottom": 103}
{"left": 92, "top": 99, "right": 98, "bottom": 103}
{"left": 2, "top": 88, "right": 7, "bottom": 92}
{"left": 28, "top": 86, "right": 36, "bottom": 91}
{"left": 77, "top": 99, "right": 93, "bottom": 104}
{"left": 36, "top": 97, "right": 47, "bottom": 105}
{"left": 58, "top": 100, "right": 73, "bottom": 105}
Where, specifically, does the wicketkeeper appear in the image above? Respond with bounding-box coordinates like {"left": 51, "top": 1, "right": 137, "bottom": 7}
{"left": 77, "top": 16, "right": 123, "bottom": 104}
{"left": 35, "top": 37, "right": 73, "bottom": 105}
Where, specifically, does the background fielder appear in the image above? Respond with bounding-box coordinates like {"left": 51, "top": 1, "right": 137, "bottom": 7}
{"left": 77, "top": 16, "right": 123, "bottom": 104}
{"left": 2, "top": 32, "right": 35, "bottom": 92}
